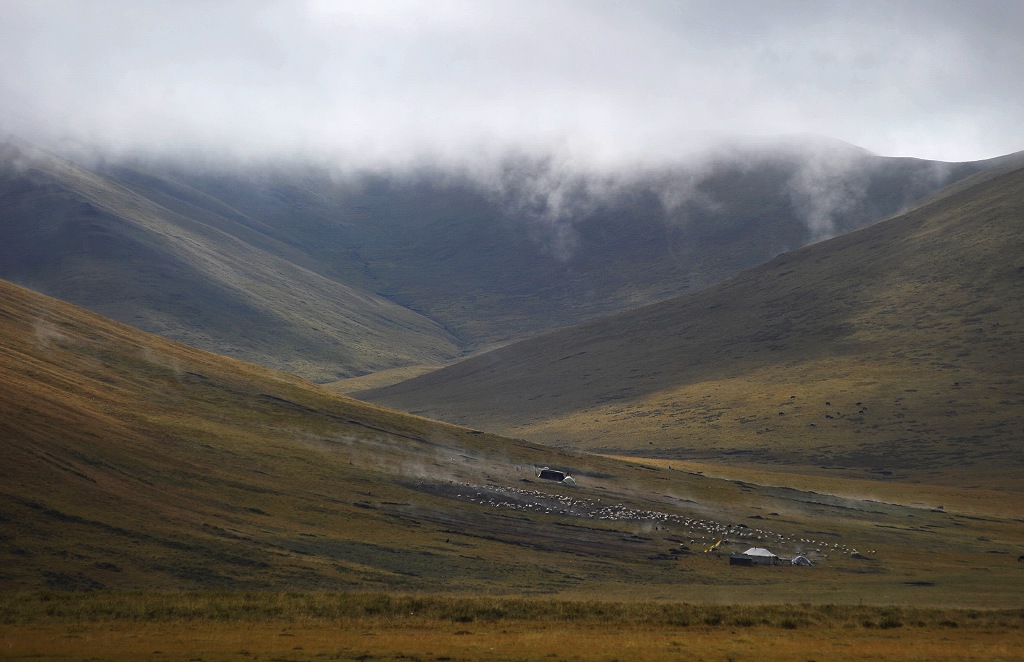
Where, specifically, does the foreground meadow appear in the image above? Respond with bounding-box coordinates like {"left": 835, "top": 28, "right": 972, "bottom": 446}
{"left": 2, "top": 592, "right": 1022, "bottom": 661}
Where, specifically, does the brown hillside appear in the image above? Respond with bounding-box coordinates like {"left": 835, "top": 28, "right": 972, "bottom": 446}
{"left": 2, "top": 279, "right": 1022, "bottom": 604}
{"left": 6, "top": 280, "right": 1024, "bottom": 606}
{"left": 0, "top": 278, "right": 583, "bottom": 591}
{"left": 361, "top": 167, "right": 1024, "bottom": 485}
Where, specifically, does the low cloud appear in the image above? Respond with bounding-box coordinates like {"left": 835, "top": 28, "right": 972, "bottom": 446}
{"left": 1, "top": 0, "right": 1022, "bottom": 169}
{"left": 481, "top": 153, "right": 628, "bottom": 260}
{"left": 786, "top": 147, "right": 871, "bottom": 241}
{"left": 3, "top": 1, "right": 1020, "bottom": 260}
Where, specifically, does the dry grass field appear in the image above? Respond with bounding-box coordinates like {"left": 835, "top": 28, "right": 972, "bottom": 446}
{"left": 604, "top": 455, "right": 1024, "bottom": 520}
{"left": 2, "top": 593, "right": 1023, "bottom": 661}
{"left": 3, "top": 276, "right": 1022, "bottom": 607}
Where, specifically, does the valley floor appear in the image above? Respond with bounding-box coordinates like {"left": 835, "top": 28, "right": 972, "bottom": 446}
{"left": 4, "top": 621, "right": 1023, "bottom": 661}
{"left": 2, "top": 594, "right": 1023, "bottom": 661}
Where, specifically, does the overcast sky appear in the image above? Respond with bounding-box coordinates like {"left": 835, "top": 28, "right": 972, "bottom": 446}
{"left": 2, "top": 0, "right": 1023, "bottom": 168}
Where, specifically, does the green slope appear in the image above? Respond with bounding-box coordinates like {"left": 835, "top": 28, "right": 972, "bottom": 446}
{"left": 360, "top": 166, "right": 1024, "bottom": 486}
{"left": 157, "top": 139, "right": 993, "bottom": 350}
{"left": 1, "top": 138, "right": 999, "bottom": 380}
{"left": 0, "top": 142, "right": 460, "bottom": 381}
{"left": 3, "top": 278, "right": 1021, "bottom": 604}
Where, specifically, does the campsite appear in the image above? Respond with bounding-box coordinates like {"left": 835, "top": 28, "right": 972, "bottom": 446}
{"left": 729, "top": 547, "right": 782, "bottom": 566}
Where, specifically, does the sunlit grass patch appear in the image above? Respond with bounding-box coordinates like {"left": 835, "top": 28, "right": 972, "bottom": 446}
{"left": 3, "top": 592, "right": 1023, "bottom": 631}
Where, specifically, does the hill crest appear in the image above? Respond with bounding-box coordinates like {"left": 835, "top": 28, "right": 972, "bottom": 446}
{"left": 0, "top": 142, "right": 461, "bottom": 381}
{"left": 1, "top": 137, "right": 1000, "bottom": 380}
{"left": 360, "top": 165, "right": 1024, "bottom": 485}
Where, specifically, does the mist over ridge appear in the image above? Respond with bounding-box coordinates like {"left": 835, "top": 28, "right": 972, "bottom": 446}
{"left": 79, "top": 131, "right": 978, "bottom": 266}
{"left": 3, "top": 1, "right": 1022, "bottom": 168}
{"left": 5, "top": 132, "right": 997, "bottom": 373}
{"left": 359, "top": 162, "right": 1024, "bottom": 483}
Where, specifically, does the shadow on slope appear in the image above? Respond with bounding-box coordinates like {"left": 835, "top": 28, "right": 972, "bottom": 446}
{"left": 0, "top": 138, "right": 1002, "bottom": 379}
{"left": 359, "top": 167, "right": 1024, "bottom": 484}
{"left": 148, "top": 139, "right": 993, "bottom": 350}
{"left": 0, "top": 142, "right": 460, "bottom": 381}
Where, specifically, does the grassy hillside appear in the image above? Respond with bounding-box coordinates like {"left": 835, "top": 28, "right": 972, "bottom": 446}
{"left": 0, "top": 142, "right": 460, "bottom": 381}
{"left": 360, "top": 166, "right": 1024, "bottom": 488}
{"left": 156, "top": 139, "right": 992, "bottom": 350}
{"left": 2, "top": 278, "right": 1021, "bottom": 605}
{"left": 0, "top": 139, "right": 999, "bottom": 378}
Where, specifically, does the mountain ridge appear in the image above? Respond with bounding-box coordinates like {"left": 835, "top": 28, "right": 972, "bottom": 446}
{"left": 0, "top": 142, "right": 461, "bottom": 381}
{"left": 1, "top": 136, "right": 1004, "bottom": 381}
{"left": 360, "top": 164, "right": 1024, "bottom": 484}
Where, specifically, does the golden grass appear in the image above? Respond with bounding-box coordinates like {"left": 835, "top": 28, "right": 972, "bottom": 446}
{"left": 324, "top": 363, "right": 452, "bottom": 393}
{"left": 3, "top": 277, "right": 1023, "bottom": 606}
{"left": 2, "top": 593, "right": 1023, "bottom": 661}
{"left": 5, "top": 621, "right": 1023, "bottom": 661}
{"left": 601, "top": 455, "right": 1024, "bottom": 519}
